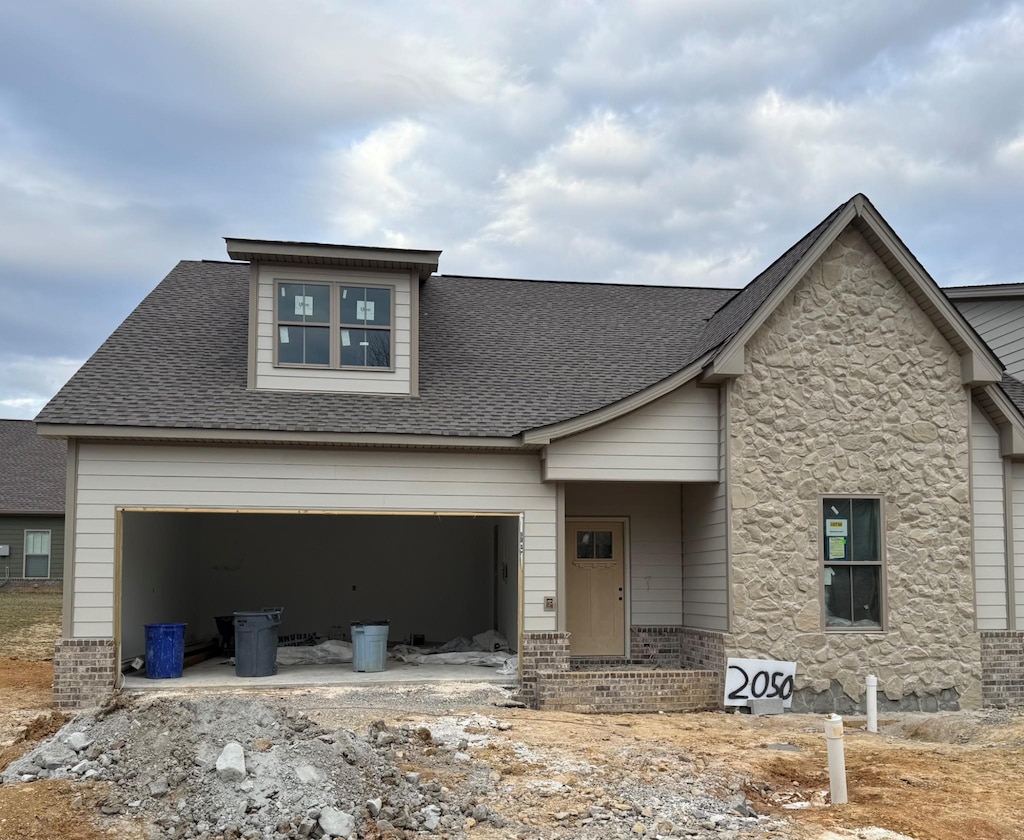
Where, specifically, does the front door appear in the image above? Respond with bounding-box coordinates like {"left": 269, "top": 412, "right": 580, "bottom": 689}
{"left": 566, "top": 520, "right": 625, "bottom": 655}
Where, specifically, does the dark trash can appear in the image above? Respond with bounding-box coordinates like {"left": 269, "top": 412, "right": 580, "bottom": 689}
{"left": 144, "top": 623, "right": 187, "bottom": 679}
{"left": 234, "top": 608, "right": 283, "bottom": 677}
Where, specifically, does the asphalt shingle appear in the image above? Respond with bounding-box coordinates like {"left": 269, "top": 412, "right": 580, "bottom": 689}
{"left": 0, "top": 420, "right": 66, "bottom": 513}
{"left": 35, "top": 266, "right": 736, "bottom": 437}
{"left": 1000, "top": 375, "right": 1024, "bottom": 417}
{"left": 30, "top": 197, "right": 889, "bottom": 439}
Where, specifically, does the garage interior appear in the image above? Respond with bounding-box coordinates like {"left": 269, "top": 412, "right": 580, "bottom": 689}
{"left": 119, "top": 511, "right": 520, "bottom": 686}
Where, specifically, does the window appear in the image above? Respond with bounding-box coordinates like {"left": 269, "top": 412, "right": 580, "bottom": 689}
{"left": 822, "top": 497, "right": 882, "bottom": 630}
{"left": 340, "top": 285, "right": 391, "bottom": 368}
{"left": 275, "top": 281, "right": 393, "bottom": 369}
{"left": 576, "top": 530, "right": 613, "bottom": 559}
{"left": 24, "top": 530, "right": 51, "bottom": 579}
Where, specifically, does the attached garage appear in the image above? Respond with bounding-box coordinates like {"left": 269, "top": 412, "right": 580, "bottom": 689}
{"left": 62, "top": 441, "right": 557, "bottom": 688}
{"left": 119, "top": 510, "right": 522, "bottom": 668}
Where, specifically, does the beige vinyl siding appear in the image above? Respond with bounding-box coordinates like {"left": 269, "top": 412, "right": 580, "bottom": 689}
{"left": 565, "top": 482, "right": 682, "bottom": 625}
{"left": 0, "top": 516, "right": 65, "bottom": 579}
{"left": 971, "top": 403, "right": 1009, "bottom": 629}
{"left": 1013, "top": 462, "right": 1024, "bottom": 629}
{"left": 542, "top": 381, "right": 719, "bottom": 482}
{"left": 72, "top": 443, "right": 556, "bottom": 639}
{"left": 681, "top": 386, "right": 728, "bottom": 631}
{"left": 956, "top": 299, "right": 1024, "bottom": 379}
{"left": 254, "top": 267, "right": 413, "bottom": 394}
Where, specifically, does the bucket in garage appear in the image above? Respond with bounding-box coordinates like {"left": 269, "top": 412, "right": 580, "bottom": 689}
{"left": 351, "top": 620, "right": 389, "bottom": 672}
{"left": 234, "top": 608, "right": 283, "bottom": 677}
{"left": 144, "top": 623, "right": 187, "bottom": 679}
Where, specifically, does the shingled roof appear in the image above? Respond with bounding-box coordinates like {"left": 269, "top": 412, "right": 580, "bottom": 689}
{"left": 1001, "top": 375, "right": 1024, "bottom": 417}
{"left": 35, "top": 266, "right": 736, "bottom": 437}
{"left": 0, "top": 420, "right": 66, "bottom": 514}
{"left": 32, "top": 195, "right": 899, "bottom": 439}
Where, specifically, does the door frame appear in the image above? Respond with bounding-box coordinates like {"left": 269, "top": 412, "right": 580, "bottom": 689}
{"left": 113, "top": 506, "right": 527, "bottom": 677}
{"left": 565, "top": 515, "right": 631, "bottom": 657}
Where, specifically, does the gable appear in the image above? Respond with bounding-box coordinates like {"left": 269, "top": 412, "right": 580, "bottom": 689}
{"left": 701, "top": 195, "right": 1002, "bottom": 388}
{"left": 744, "top": 223, "right": 966, "bottom": 403}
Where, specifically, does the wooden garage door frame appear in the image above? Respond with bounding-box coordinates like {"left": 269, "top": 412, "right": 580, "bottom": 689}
{"left": 113, "top": 506, "right": 526, "bottom": 678}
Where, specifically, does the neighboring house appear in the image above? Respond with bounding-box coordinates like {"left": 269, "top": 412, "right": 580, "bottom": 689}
{"left": 0, "top": 420, "right": 66, "bottom": 583}
{"left": 36, "top": 194, "right": 1024, "bottom": 713}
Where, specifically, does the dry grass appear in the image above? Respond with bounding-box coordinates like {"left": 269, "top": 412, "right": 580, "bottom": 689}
{"left": 0, "top": 590, "right": 62, "bottom": 660}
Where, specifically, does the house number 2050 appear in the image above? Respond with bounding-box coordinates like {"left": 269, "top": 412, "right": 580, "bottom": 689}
{"left": 723, "top": 658, "right": 797, "bottom": 708}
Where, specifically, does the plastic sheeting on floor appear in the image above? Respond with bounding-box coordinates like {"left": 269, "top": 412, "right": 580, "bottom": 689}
{"left": 390, "top": 630, "right": 516, "bottom": 671}
{"left": 275, "top": 639, "right": 353, "bottom": 665}
{"left": 270, "top": 630, "right": 517, "bottom": 671}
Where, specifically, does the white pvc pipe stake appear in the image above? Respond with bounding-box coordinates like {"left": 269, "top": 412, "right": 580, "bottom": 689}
{"left": 866, "top": 674, "right": 878, "bottom": 734}
{"left": 824, "top": 713, "right": 849, "bottom": 805}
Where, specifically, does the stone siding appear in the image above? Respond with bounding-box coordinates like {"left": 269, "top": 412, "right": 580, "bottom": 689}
{"left": 728, "top": 224, "right": 980, "bottom": 710}
{"left": 536, "top": 669, "right": 721, "bottom": 713}
{"left": 53, "top": 638, "right": 117, "bottom": 710}
{"left": 980, "top": 632, "right": 1024, "bottom": 707}
{"left": 790, "top": 680, "right": 959, "bottom": 713}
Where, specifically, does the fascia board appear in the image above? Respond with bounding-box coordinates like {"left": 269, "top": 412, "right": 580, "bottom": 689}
{"left": 34, "top": 424, "right": 527, "bottom": 450}
{"left": 702, "top": 201, "right": 860, "bottom": 380}
{"left": 983, "top": 384, "right": 1024, "bottom": 458}
{"left": 856, "top": 200, "right": 1003, "bottom": 385}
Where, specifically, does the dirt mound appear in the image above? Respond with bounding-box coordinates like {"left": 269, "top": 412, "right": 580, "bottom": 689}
{"left": 2, "top": 693, "right": 785, "bottom": 840}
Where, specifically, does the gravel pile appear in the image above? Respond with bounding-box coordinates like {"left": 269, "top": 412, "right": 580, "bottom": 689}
{"left": 2, "top": 690, "right": 794, "bottom": 840}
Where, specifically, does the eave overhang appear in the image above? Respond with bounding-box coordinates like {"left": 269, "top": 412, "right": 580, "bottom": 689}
{"left": 974, "top": 385, "right": 1024, "bottom": 459}
{"left": 225, "top": 239, "right": 441, "bottom": 281}
{"left": 35, "top": 424, "right": 531, "bottom": 452}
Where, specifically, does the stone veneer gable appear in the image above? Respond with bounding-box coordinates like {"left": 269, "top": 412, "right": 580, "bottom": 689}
{"left": 727, "top": 224, "right": 980, "bottom": 709}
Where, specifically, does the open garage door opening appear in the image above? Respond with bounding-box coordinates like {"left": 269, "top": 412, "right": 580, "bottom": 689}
{"left": 118, "top": 510, "right": 521, "bottom": 687}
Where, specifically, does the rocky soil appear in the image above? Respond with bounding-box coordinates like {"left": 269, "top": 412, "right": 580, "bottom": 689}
{"left": 2, "top": 687, "right": 790, "bottom": 840}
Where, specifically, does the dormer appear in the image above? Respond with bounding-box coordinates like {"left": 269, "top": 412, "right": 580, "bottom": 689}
{"left": 226, "top": 239, "right": 440, "bottom": 396}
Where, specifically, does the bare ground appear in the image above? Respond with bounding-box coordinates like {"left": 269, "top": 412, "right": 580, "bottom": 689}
{"left": 1, "top": 590, "right": 1022, "bottom": 839}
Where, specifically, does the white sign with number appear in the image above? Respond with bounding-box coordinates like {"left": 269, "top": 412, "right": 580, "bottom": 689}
{"left": 724, "top": 657, "right": 797, "bottom": 708}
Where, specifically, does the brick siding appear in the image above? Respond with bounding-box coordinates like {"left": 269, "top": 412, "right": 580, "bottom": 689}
{"left": 536, "top": 669, "right": 721, "bottom": 713}
{"left": 629, "top": 626, "right": 683, "bottom": 667}
{"left": 679, "top": 627, "right": 726, "bottom": 672}
{"left": 53, "top": 638, "right": 117, "bottom": 710}
{"left": 980, "top": 631, "right": 1024, "bottom": 707}
{"left": 519, "top": 632, "right": 570, "bottom": 706}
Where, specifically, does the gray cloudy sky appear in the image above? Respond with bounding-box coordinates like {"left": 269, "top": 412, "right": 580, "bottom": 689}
{"left": 2, "top": 1, "right": 1024, "bottom": 419}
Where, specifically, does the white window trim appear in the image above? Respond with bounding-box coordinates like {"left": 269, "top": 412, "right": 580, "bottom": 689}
{"left": 23, "top": 529, "right": 51, "bottom": 580}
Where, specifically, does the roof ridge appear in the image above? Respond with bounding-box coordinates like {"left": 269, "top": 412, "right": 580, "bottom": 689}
{"left": 435, "top": 274, "right": 741, "bottom": 292}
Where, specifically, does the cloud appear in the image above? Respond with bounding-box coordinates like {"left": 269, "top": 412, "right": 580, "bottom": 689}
{"left": 1, "top": 0, "right": 1024, "bottom": 414}
{"left": 0, "top": 355, "right": 83, "bottom": 419}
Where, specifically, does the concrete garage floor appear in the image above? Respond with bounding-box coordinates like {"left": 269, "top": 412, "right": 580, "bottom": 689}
{"left": 122, "top": 657, "right": 514, "bottom": 692}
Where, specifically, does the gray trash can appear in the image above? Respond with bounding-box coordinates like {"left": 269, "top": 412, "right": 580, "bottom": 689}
{"left": 351, "top": 620, "right": 389, "bottom": 672}
{"left": 234, "top": 608, "right": 283, "bottom": 677}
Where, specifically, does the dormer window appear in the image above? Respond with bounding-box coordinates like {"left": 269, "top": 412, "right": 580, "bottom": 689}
{"left": 275, "top": 280, "right": 394, "bottom": 370}
{"left": 340, "top": 285, "right": 392, "bottom": 368}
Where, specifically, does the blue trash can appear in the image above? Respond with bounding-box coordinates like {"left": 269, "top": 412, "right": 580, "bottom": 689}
{"left": 351, "top": 620, "right": 389, "bottom": 672}
{"left": 144, "top": 623, "right": 187, "bottom": 679}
